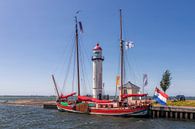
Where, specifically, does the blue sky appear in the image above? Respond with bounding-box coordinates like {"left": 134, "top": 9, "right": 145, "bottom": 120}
{"left": 0, "top": 0, "right": 195, "bottom": 96}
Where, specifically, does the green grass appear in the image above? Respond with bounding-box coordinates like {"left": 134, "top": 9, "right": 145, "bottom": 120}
{"left": 153, "top": 100, "right": 195, "bottom": 107}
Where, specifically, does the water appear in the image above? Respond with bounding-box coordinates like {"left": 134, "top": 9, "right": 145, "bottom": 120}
{"left": 0, "top": 105, "right": 194, "bottom": 129}
{"left": 0, "top": 96, "right": 195, "bottom": 129}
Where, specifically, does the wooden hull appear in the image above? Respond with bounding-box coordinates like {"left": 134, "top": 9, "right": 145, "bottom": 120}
{"left": 56, "top": 103, "right": 149, "bottom": 116}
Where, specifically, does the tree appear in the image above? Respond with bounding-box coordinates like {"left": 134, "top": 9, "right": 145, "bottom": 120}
{"left": 160, "top": 70, "right": 172, "bottom": 93}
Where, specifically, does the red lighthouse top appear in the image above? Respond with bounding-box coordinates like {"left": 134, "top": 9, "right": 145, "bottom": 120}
{"left": 93, "top": 43, "right": 102, "bottom": 51}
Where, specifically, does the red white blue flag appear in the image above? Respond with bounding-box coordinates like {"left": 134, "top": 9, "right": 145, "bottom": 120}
{"left": 153, "top": 87, "right": 169, "bottom": 105}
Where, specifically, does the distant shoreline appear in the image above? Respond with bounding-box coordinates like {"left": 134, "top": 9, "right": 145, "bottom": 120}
{"left": 0, "top": 96, "right": 56, "bottom": 106}
{"left": 0, "top": 99, "right": 55, "bottom": 106}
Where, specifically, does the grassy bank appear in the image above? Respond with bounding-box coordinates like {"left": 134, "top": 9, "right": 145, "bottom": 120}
{"left": 153, "top": 100, "right": 195, "bottom": 107}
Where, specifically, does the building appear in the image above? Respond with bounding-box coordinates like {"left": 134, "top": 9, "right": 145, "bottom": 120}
{"left": 119, "top": 81, "right": 141, "bottom": 101}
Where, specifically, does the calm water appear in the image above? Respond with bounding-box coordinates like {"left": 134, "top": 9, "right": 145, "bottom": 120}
{"left": 0, "top": 105, "right": 194, "bottom": 129}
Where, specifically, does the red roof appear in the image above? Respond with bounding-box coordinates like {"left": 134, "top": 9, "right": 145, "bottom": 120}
{"left": 93, "top": 43, "right": 102, "bottom": 51}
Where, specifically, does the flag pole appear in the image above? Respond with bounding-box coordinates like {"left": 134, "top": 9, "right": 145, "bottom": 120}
{"left": 115, "top": 83, "right": 118, "bottom": 100}
{"left": 143, "top": 74, "right": 148, "bottom": 94}
{"left": 143, "top": 75, "right": 145, "bottom": 100}
{"left": 143, "top": 81, "right": 144, "bottom": 94}
{"left": 115, "top": 76, "right": 120, "bottom": 100}
{"left": 143, "top": 74, "right": 145, "bottom": 94}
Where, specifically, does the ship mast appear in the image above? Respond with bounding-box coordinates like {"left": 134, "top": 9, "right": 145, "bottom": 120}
{"left": 119, "top": 9, "right": 124, "bottom": 101}
{"left": 75, "top": 16, "right": 81, "bottom": 96}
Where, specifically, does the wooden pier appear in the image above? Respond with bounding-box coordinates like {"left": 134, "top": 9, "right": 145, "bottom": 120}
{"left": 149, "top": 106, "right": 195, "bottom": 120}
{"left": 43, "top": 103, "right": 57, "bottom": 109}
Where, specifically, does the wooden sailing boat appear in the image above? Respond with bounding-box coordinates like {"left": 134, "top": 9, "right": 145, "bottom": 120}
{"left": 52, "top": 10, "right": 151, "bottom": 116}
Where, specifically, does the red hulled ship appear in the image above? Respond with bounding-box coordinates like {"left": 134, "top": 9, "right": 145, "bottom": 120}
{"left": 52, "top": 10, "right": 151, "bottom": 116}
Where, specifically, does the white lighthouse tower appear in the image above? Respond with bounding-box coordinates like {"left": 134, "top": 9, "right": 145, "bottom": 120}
{"left": 92, "top": 43, "right": 104, "bottom": 99}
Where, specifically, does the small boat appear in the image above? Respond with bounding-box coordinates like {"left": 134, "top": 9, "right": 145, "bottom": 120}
{"left": 52, "top": 10, "right": 151, "bottom": 116}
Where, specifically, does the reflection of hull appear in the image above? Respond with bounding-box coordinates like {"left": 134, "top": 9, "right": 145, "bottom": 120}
{"left": 56, "top": 102, "right": 149, "bottom": 116}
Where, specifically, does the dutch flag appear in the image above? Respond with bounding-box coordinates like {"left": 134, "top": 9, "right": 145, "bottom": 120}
{"left": 153, "top": 87, "right": 169, "bottom": 105}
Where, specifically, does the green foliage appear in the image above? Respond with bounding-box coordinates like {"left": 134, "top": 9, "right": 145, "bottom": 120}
{"left": 167, "top": 100, "right": 195, "bottom": 107}
{"left": 152, "top": 100, "right": 195, "bottom": 107}
{"left": 160, "top": 70, "right": 172, "bottom": 93}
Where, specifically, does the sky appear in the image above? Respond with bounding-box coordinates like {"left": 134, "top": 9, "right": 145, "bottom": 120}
{"left": 0, "top": 0, "right": 195, "bottom": 96}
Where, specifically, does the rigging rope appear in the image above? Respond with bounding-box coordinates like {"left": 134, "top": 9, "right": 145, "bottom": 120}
{"left": 79, "top": 42, "right": 87, "bottom": 95}
{"left": 79, "top": 39, "right": 92, "bottom": 95}
{"left": 121, "top": 14, "right": 141, "bottom": 85}
{"left": 62, "top": 37, "right": 75, "bottom": 92}
{"left": 79, "top": 36, "right": 91, "bottom": 95}
{"left": 52, "top": 35, "right": 72, "bottom": 75}
{"left": 71, "top": 46, "right": 76, "bottom": 92}
{"left": 125, "top": 50, "right": 140, "bottom": 84}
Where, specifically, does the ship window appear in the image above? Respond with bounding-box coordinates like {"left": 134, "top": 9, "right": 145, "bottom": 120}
{"left": 99, "top": 104, "right": 103, "bottom": 108}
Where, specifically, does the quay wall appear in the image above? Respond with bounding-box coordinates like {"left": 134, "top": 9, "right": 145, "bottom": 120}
{"left": 149, "top": 106, "right": 195, "bottom": 120}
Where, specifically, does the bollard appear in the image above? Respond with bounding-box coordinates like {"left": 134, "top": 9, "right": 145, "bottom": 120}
{"left": 180, "top": 112, "right": 183, "bottom": 119}
{"left": 190, "top": 113, "right": 193, "bottom": 120}
{"left": 161, "top": 111, "right": 164, "bottom": 117}
{"left": 175, "top": 112, "right": 178, "bottom": 119}
{"left": 165, "top": 112, "right": 169, "bottom": 118}
{"left": 185, "top": 113, "right": 188, "bottom": 119}
{"left": 157, "top": 111, "right": 160, "bottom": 118}
{"left": 153, "top": 111, "right": 156, "bottom": 118}
{"left": 170, "top": 112, "right": 173, "bottom": 118}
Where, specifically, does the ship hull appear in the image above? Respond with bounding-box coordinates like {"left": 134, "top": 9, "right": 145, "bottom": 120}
{"left": 89, "top": 107, "right": 148, "bottom": 116}
{"left": 56, "top": 102, "right": 149, "bottom": 116}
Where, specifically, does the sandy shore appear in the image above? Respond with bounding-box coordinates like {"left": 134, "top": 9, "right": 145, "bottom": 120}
{"left": 0, "top": 99, "right": 56, "bottom": 106}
